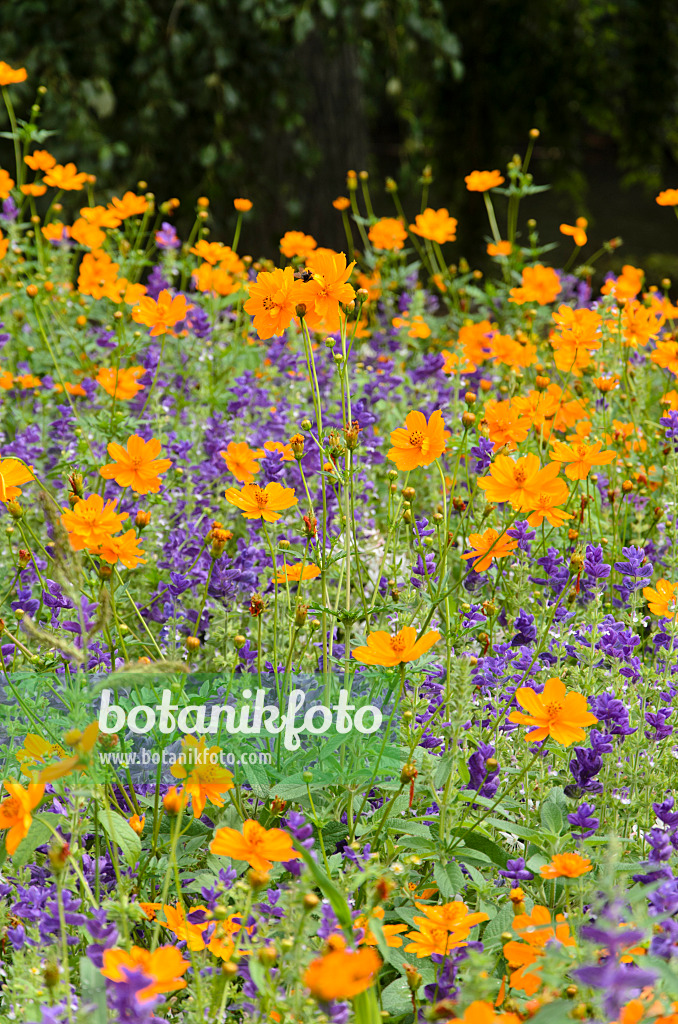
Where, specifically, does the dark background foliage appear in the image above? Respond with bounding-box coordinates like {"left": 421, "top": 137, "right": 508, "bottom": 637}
{"left": 2, "top": 0, "right": 678, "bottom": 266}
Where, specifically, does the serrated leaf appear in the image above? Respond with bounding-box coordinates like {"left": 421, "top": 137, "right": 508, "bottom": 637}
{"left": 434, "top": 861, "right": 464, "bottom": 898}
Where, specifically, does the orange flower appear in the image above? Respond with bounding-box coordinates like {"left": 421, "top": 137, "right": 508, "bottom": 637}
{"left": 39, "top": 722, "right": 100, "bottom": 783}
{"left": 244, "top": 266, "right": 307, "bottom": 340}
{"left": 305, "top": 946, "right": 381, "bottom": 1001}
{"left": 280, "top": 231, "right": 317, "bottom": 260}
{"left": 483, "top": 399, "right": 531, "bottom": 451}
{"left": 224, "top": 481, "right": 297, "bottom": 523}
{"left": 446, "top": 1001, "right": 500, "bottom": 1024}
{"left": 355, "top": 906, "right": 407, "bottom": 948}
{"left": 352, "top": 627, "right": 440, "bottom": 666}
{"left": 461, "top": 529, "right": 518, "bottom": 572}
{"left": 657, "top": 189, "right": 678, "bottom": 206}
{"left": 234, "top": 197, "right": 252, "bottom": 211}
{"left": 78, "top": 250, "right": 119, "bottom": 298}
{"left": 128, "top": 814, "right": 145, "bottom": 836}
{"left": 211, "top": 818, "right": 300, "bottom": 870}
{"left": 275, "top": 563, "right": 321, "bottom": 583}
{"left": 0, "top": 169, "right": 14, "bottom": 199}
{"left": 478, "top": 453, "right": 561, "bottom": 508}
{"left": 190, "top": 240, "right": 232, "bottom": 265}
{"left": 0, "top": 62, "right": 27, "bottom": 86}
{"left": 100, "top": 435, "right": 172, "bottom": 493}
{"left": 80, "top": 205, "right": 121, "bottom": 229}
{"left": 101, "top": 945, "right": 189, "bottom": 1002}
{"left": 69, "top": 218, "right": 104, "bottom": 248}
{"left": 333, "top": 196, "right": 350, "bottom": 211}
{"left": 108, "top": 191, "right": 149, "bottom": 218}
{"left": 388, "top": 409, "right": 448, "bottom": 470}
{"left": 522, "top": 480, "right": 573, "bottom": 529}
{"left": 263, "top": 440, "right": 295, "bottom": 462}
{"left": 622, "top": 299, "right": 664, "bottom": 348}
{"left": 132, "top": 290, "right": 189, "bottom": 337}
{"left": 409, "top": 208, "right": 457, "bottom": 244}
{"left": 549, "top": 439, "right": 617, "bottom": 480}
{"left": 487, "top": 240, "right": 512, "bottom": 256}
{"left": 0, "top": 458, "right": 34, "bottom": 502}
{"left": 651, "top": 341, "right": 678, "bottom": 376}
{"left": 560, "top": 217, "right": 588, "bottom": 247}
{"left": 540, "top": 853, "right": 592, "bottom": 879}
{"left": 0, "top": 780, "right": 44, "bottom": 855}
{"left": 509, "top": 265, "right": 562, "bottom": 305}
{"left": 20, "top": 182, "right": 47, "bottom": 197}
{"left": 220, "top": 441, "right": 263, "bottom": 483}
{"left": 43, "top": 162, "right": 88, "bottom": 191}
{"left": 24, "top": 149, "right": 55, "bottom": 172}
{"left": 161, "top": 903, "right": 244, "bottom": 959}
{"left": 503, "top": 905, "right": 575, "bottom": 995}
{"left": 16, "top": 735, "right": 66, "bottom": 777}
{"left": 405, "top": 901, "right": 489, "bottom": 958}
{"left": 170, "top": 736, "right": 234, "bottom": 818}
{"left": 97, "top": 530, "right": 147, "bottom": 569}
{"left": 368, "top": 217, "right": 408, "bottom": 251}
{"left": 643, "top": 580, "right": 678, "bottom": 620}
{"left": 61, "top": 494, "right": 128, "bottom": 551}
{"left": 509, "top": 677, "right": 597, "bottom": 746}
{"left": 302, "top": 250, "right": 356, "bottom": 332}
{"left": 600, "top": 265, "right": 643, "bottom": 303}
{"left": 96, "top": 366, "right": 146, "bottom": 400}
{"left": 465, "top": 170, "right": 504, "bottom": 192}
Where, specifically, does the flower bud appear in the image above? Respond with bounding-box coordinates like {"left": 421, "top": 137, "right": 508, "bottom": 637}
{"left": 258, "top": 945, "right": 277, "bottom": 967}
{"left": 163, "top": 787, "right": 185, "bottom": 815}
{"left": 248, "top": 868, "right": 270, "bottom": 890}
{"left": 135, "top": 509, "right": 151, "bottom": 529}
{"left": 186, "top": 636, "right": 200, "bottom": 653}
{"left": 249, "top": 593, "right": 265, "bottom": 617}
{"left": 295, "top": 304, "right": 307, "bottom": 319}
{"left": 303, "top": 893, "right": 320, "bottom": 910}
{"left": 400, "top": 762, "right": 418, "bottom": 785}
{"left": 234, "top": 634, "right": 247, "bottom": 649}
{"left": 7, "top": 500, "right": 23, "bottom": 520}
{"left": 301, "top": 418, "right": 312, "bottom": 431}
{"left": 461, "top": 412, "right": 476, "bottom": 428}
{"left": 295, "top": 603, "right": 308, "bottom": 628}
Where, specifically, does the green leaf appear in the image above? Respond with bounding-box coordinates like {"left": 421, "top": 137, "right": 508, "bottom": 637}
{"left": 241, "top": 759, "right": 270, "bottom": 798}
{"left": 529, "top": 1000, "right": 573, "bottom": 1024}
{"left": 12, "top": 812, "right": 63, "bottom": 869}
{"left": 381, "top": 977, "right": 415, "bottom": 1016}
{"left": 434, "top": 861, "right": 464, "bottom": 898}
{"left": 79, "top": 957, "right": 108, "bottom": 1024}
{"left": 99, "top": 808, "right": 142, "bottom": 869}
{"left": 294, "top": 844, "right": 354, "bottom": 937}
{"left": 482, "top": 903, "right": 515, "bottom": 948}
{"left": 540, "top": 801, "right": 564, "bottom": 835}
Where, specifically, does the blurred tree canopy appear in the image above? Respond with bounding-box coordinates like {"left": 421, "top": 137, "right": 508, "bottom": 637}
{"left": 1, "top": 0, "right": 677, "bottom": 254}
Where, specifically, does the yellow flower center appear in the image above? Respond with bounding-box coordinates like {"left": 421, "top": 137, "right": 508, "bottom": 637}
{"left": 262, "top": 296, "right": 275, "bottom": 311}
{"left": 544, "top": 701, "right": 563, "bottom": 720}
{"left": 1, "top": 796, "right": 20, "bottom": 818}
{"left": 390, "top": 634, "right": 407, "bottom": 653}
{"left": 575, "top": 445, "right": 587, "bottom": 458}
{"left": 252, "top": 487, "right": 269, "bottom": 508}
{"left": 408, "top": 430, "right": 425, "bottom": 448}
{"left": 513, "top": 467, "right": 527, "bottom": 484}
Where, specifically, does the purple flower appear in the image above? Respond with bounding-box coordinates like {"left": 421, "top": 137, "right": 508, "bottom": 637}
{"left": 573, "top": 960, "right": 657, "bottom": 1018}
{"left": 568, "top": 802, "right": 599, "bottom": 837}
{"left": 510, "top": 608, "right": 536, "bottom": 646}
{"left": 469, "top": 437, "right": 494, "bottom": 472}
{"left": 498, "top": 857, "right": 533, "bottom": 883}
{"left": 155, "top": 221, "right": 181, "bottom": 249}
{"left": 507, "top": 521, "right": 536, "bottom": 554}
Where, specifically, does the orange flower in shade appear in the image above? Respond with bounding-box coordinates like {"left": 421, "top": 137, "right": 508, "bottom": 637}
{"left": 351, "top": 627, "right": 440, "bottom": 667}
{"left": 77, "top": 250, "right": 119, "bottom": 298}
{"left": 96, "top": 366, "right": 146, "bottom": 400}
{"left": 0, "top": 458, "right": 34, "bottom": 502}
{"left": 549, "top": 439, "right": 617, "bottom": 480}
{"left": 101, "top": 946, "right": 189, "bottom": 1002}
{"left": 487, "top": 240, "right": 512, "bottom": 256}
{"left": 409, "top": 208, "right": 457, "bottom": 244}
{"left": 483, "top": 400, "right": 531, "bottom": 451}
{"left": 333, "top": 196, "right": 350, "bottom": 210}
{"left": 643, "top": 580, "right": 678, "bottom": 619}
{"left": 368, "top": 217, "right": 408, "bottom": 251}
{"left": 224, "top": 482, "right": 297, "bottom": 522}
{"left": 503, "top": 905, "right": 575, "bottom": 995}
{"left": 405, "top": 901, "right": 489, "bottom": 958}
{"left": 0, "top": 62, "right": 27, "bottom": 86}
{"left": 108, "top": 191, "right": 149, "bottom": 218}
{"left": 234, "top": 197, "right": 252, "bottom": 211}
{"left": 43, "top": 162, "right": 88, "bottom": 190}
{"left": 263, "top": 440, "right": 295, "bottom": 462}
{"left": 211, "top": 818, "right": 300, "bottom": 870}
{"left": 0, "top": 781, "right": 44, "bottom": 855}
{"left": 170, "top": 736, "right": 234, "bottom": 818}
{"left": 305, "top": 945, "right": 381, "bottom": 1002}
{"left": 61, "top": 494, "right": 128, "bottom": 550}
{"left": 220, "top": 441, "right": 263, "bottom": 483}
{"left": 132, "top": 290, "right": 189, "bottom": 337}
{"left": 280, "top": 231, "right": 317, "bottom": 260}
{"left": 651, "top": 341, "right": 678, "bottom": 375}
{"left": 657, "top": 189, "right": 678, "bottom": 206}
{"left": 465, "top": 170, "right": 504, "bottom": 192}
{"left": 509, "top": 265, "right": 562, "bottom": 305}
{"left": 560, "top": 217, "right": 588, "bottom": 247}
{"left": 478, "top": 453, "right": 561, "bottom": 508}
{"left": 461, "top": 529, "right": 518, "bottom": 573}
{"left": 388, "top": 409, "right": 448, "bottom": 470}
{"left": 275, "top": 563, "right": 321, "bottom": 583}
{"left": 128, "top": 814, "right": 145, "bottom": 836}
{"left": 100, "top": 435, "right": 172, "bottom": 493}
{"left": 302, "top": 250, "right": 356, "bottom": 332}
{"left": 540, "top": 853, "right": 592, "bottom": 879}
{"left": 0, "top": 169, "right": 14, "bottom": 199}
{"left": 16, "top": 735, "right": 66, "bottom": 777}
{"left": 509, "top": 677, "right": 597, "bottom": 746}
{"left": 161, "top": 904, "right": 246, "bottom": 959}
{"left": 39, "top": 722, "right": 100, "bottom": 783}
{"left": 97, "top": 531, "right": 147, "bottom": 570}
{"left": 244, "top": 266, "right": 307, "bottom": 340}
{"left": 355, "top": 906, "right": 407, "bottom": 948}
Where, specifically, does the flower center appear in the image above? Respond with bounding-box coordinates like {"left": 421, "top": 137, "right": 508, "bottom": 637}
{"left": 575, "top": 445, "right": 587, "bottom": 458}
{"left": 544, "top": 701, "right": 563, "bottom": 720}
{"left": 513, "top": 468, "right": 527, "bottom": 484}
{"left": 262, "top": 296, "right": 276, "bottom": 311}
{"left": 252, "top": 487, "right": 269, "bottom": 509}
{"left": 408, "top": 430, "right": 424, "bottom": 448}
{"left": 1, "top": 796, "right": 20, "bottom": 818}
{"left": 390, "top": 634, "right": 407, "bottom": 653}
